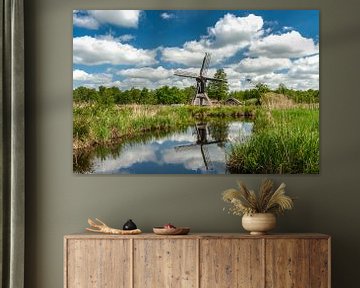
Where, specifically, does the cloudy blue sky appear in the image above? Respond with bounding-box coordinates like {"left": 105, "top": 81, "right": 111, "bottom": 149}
{"left": 73, "top": 10, "right": 319, "bottom": 91}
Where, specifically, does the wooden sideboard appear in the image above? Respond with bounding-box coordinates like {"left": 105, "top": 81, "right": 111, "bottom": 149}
{"left": 64, "top": 233, "right": 330, "bottom": 288}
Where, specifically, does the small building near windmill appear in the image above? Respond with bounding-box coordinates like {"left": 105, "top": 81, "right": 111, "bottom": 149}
{"left": 225, "top": 97, "right": 243, "bottom": 106}
{"left": 210, "top": 99, "right": 221, "bottom": 106}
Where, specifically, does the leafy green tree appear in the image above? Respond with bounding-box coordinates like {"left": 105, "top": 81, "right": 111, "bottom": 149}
{"left": 255, "top": 82, "right": 270, "bottom": 96}
{"left": 207, "top": 69, "right": 229, "bottom": 101}
{"left": 128, "top": 87, "right": 142, "bottom": 104}
{"left": 240, "top": 82, "right": 270, "bottom": 103}
{"left": 117, "top": 89, "right": 131, "bottom": 104}
{"left": 155, "top": 86, "right": 185, "bottom": 104}
{"left": 208, "top": 121, "right": 229, "bottom": 148}
{"left": 155, "top": 86, "right": 170, "bottom": 104}
{"left": 243, "top": 89, "right": 259, "bottom": 100}
{"left": 73, "top": 83, "right": 318, "bottom": 106}
{"left": 228, "top": 90, "right": 245, "bottom": 101}
{"left": 139, "top": 88, "right": 155, "bottom": 104}
{"left": 106, "top": 87, "right": 121, "bottom": 104}
{"left": 73, "top": 86, "right": 99, "bottom": 102}
{"left": 277, "top": 83, "right": 287, "bottom": 95}
{"left": 170, "top": 86, "right": 186, "bottom": 104}
{"left": 98, "top": 86, "right": 115, "bottom": 105}
{"left": 182, "top": 86, "right": 196, "bottom": 104}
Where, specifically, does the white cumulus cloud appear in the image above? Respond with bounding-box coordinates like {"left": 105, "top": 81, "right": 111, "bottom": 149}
{"left": 208, "top": 13, "right": 264, "bottom": 47}
{"left": 93, "top": 144, "right": 157, "bottom": 173}
{"left": 248, "top": 30, "right": 319, "bottom": 58}
{"left": 161, "top": 12, "right": 175, "bottom": 20}
{"left": 73, "top": 36, "right": 157, "bottom": 66}
{"left": 244, "top": 73, "right": 315, "bottom": 90}
{"left": 290, "top": 54, "right": 319, "bottom": 76}
{"left": 73, "top": 10, "right": 142, "bottom": 29}
{"left": 73, "top": 69, "right": 113, "bottom": 84}
{"left": 89, "top": 10, "right": 141, "bottom": 28}
{"left": 118, "top": 34, "right": 135, "bottom": 42}
{"left": 234, "top": 57, "right": 292, "bottom": 74}
{"left": 117, "top": 66, "right": 174, "bottom": 81}
{"left": 72, "top": 12, "right": 319, "bottom": 91}
{"left": 73, "top": 13, "right": 99, "bottom": 30}
{"left": 161, "top": 13, "right": 264, "bottom": 66}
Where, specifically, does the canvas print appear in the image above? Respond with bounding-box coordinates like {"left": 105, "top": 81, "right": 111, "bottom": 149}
{"left": 73, "top": 10, "right": 319, "bottom": 174}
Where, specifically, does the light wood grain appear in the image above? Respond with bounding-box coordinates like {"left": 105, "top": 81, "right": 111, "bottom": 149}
{"left": 64, "top": 233, "right": 331, "bottom": 288}
{"left": 265, "top": 239, "right": 310, "bottom": 288}
{"left": 310, "top": 239, "right": 330, "bottom": 288}
{"left": 133, "top": 239, "right": 197, "bottom": 288}
{"left": 66, "top": 239, "right": 131, "bottom": 288}
{"left": 64, "top": 238, "right": 68, "bottom": 288}
{"left": 64, "top": 233, "right": 330, "bottom": 240}
{"left": 200, "top": 239, "right": 264, "bottom": 288}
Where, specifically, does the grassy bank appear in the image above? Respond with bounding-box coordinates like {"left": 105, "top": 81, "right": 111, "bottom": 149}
{"left": 227, "top": 108, "right": 319, "bottom": 174}
{"left": 73, "top": 104, "right": 254, "bottom": 150}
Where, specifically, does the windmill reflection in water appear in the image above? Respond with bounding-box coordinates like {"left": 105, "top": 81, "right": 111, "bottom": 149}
{"left": 174, "top": 122, "right": 224, "bottom": 172}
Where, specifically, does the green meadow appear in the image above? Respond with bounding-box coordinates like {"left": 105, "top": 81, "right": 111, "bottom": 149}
{"left": 73, "top": 86, "right": 319, "bottom": 174}
{"left": 227, "top": 107, "right": 319, "bottom": 174}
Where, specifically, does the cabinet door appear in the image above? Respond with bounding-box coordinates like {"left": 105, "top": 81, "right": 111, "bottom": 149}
{"left": 309, "top": 239, "right": 330, "bottom": 288}
{"left": 66, "top": 239, "right": 131, "bottom": 288}
{"left": 134, "top": 239, "right": 198, "bottom": 288}
{"left": 266, "top": 239, "right": 323, "bottom": 288}
{"left": 200, "top": 239, "right": 264, "bottom": 288}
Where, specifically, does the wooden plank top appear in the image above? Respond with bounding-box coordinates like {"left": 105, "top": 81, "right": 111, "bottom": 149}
{"left": 64, "top": 232, "right": 330, "bottom": 240}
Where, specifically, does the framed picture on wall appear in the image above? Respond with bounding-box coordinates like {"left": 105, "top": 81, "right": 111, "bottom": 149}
{"left": 72, "top": 10, "right": 319, "bottom": 175}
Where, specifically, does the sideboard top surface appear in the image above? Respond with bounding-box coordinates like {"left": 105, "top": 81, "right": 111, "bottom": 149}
{"left": 64, "top": 232, "right": 330, "bottom": 240}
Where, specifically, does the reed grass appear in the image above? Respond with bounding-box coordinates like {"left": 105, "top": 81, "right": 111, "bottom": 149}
{"left": 227, "top": 107, "right": 319, "bottom": 174}
{"left": 73, "top": 104, "right": 253, "bottom": 150}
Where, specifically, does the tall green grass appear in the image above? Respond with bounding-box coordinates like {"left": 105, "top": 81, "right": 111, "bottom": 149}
{"left": 73, "top": 104, "right": 253, "bottom": 149}
{"left": 227, "top": 108, "right": 319, "bottom": 174}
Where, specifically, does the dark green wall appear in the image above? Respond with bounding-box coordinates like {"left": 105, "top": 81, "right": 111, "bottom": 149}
{"left": 24, "top": 0, "right": 360, "bottom": 287}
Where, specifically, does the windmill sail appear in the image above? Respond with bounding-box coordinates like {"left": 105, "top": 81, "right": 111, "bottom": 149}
{"left": 204, "top": 76, "right": 227, "bottom": 82}
{"left": 174, "top": 70, "right": 198, "bottom": 79}
{"left": 200, "top": 52, "right": 211, "bottom": 76}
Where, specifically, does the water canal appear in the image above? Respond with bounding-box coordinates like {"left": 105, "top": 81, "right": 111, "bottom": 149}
{"left": 73, "top": 120, "right": 253, "bottom": 174}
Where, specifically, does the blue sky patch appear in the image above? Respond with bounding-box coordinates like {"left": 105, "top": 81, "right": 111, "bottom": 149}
{"left": 73, "top": 10, "right": 319, "bottom": 91}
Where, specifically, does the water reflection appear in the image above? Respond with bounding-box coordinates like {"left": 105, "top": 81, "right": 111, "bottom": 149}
{"left": 174, "top": 122, "right": 227, "bottom": 171}
{"left": 73, "top": 120, "right": 253, "bottom": 174}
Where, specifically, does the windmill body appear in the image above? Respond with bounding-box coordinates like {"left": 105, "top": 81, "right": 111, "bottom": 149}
{"left": 174, "top": 52, "right": 227, "bottom": 106}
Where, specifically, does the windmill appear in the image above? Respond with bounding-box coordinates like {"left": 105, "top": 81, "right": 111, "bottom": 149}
{"left": 174, "top": 122, "right": 222, "bottom": 172}
{"left": 174, "top": 52, "right": 227, "bottom": 106}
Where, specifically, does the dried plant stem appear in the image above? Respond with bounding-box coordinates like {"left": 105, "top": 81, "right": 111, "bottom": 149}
{"left": 222, "top": 179, "right": 294, "bottom": 216}
{"left": 86, "top": 218, "right": 142, "bottom": 235}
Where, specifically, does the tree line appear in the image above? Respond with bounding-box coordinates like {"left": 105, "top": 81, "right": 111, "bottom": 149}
{"left": 73, "top": 85, "right": 196, "bottom": 105}
{"left": 74, "top": 68, "right": 319, "bottom": 105}
{"left": 229, "top": 83, "right": 319, "bottom": 104}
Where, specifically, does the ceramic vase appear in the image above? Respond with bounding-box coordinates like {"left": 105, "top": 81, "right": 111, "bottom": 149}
{"left": 242, "top": 213, "right": 276, "bottom": 235}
